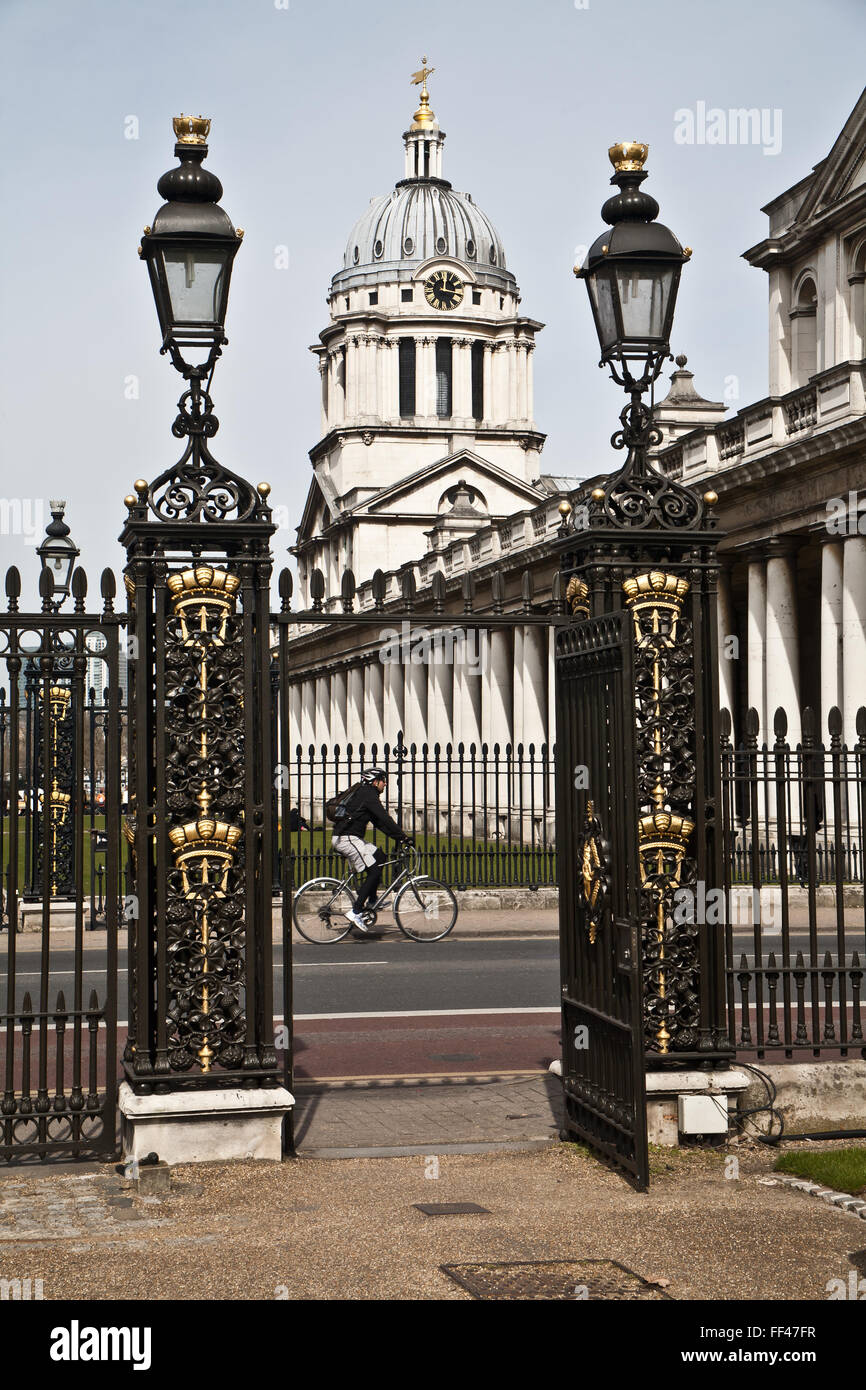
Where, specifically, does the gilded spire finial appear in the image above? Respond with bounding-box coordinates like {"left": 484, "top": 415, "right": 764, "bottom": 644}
{"left": 410, "top": 55, "right": 436, "bottom": 128}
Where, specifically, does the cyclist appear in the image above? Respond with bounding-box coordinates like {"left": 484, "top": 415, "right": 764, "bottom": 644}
{"left": 331, "top": 768, "right": 412, "bottom": 933}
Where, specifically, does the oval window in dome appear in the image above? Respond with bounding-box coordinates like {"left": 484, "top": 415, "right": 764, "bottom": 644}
{"left": 353, "top": 245, "right": 360, "bottom": 264}
{"left": 403, "top": 236, "right": 414, "bottom": 255}
{"left": 436, "top": 236, "right": 447, "bottom": 254}
{"left": 489, "top": 245, "right": 497, "bottom": 264}
{"left": 466, "top": 239, "right": 476, "bottom": 259}
{"left": 374, "top": 239, "right": 383, "bottom": 259}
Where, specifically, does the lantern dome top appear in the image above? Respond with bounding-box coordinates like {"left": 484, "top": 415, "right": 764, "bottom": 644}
{"left": 149, "top": 118, "right": 236, "bottom": 238}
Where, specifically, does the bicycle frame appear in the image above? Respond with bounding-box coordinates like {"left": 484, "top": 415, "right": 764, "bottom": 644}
{"left": 313, "top": 845, "right": 422, "bottom": 917}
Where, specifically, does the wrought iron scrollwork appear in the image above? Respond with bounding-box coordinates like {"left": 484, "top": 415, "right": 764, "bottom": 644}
{"left": 147, "top": 377, "right": 258, "bottom": 524}
{"left": 163, "top": 565, "right": 247, "bottom": 1073}
{"left": 624, "top": 570, "right": 700, "bottom": 1054}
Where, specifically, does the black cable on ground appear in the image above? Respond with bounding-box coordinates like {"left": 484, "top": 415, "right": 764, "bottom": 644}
{"left": 733, "top": 1061, "right": 786, "bottom": 1144}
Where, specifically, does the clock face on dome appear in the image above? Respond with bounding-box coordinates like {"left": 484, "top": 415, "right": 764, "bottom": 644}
{"left": 424, "top": 270, "right": 464, "bottom": 311}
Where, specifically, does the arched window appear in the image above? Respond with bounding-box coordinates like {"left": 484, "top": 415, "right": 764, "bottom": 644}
{"left": 791, "top": 276, "right": 817, "bottom": 386}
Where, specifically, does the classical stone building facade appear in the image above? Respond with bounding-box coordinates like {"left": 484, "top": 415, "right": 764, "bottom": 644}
{"left": 288, "top": 81, "right": 866, "bottom": 771}
{"left": 288, "top": 73, "right": 576, "bottom": 761}
{"left": 657, "top": 86, "right": 866, "bottom": 750}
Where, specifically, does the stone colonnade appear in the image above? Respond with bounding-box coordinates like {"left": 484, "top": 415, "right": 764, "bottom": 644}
{"left": 288, "top": 624, "right": 553, "bottom": 842}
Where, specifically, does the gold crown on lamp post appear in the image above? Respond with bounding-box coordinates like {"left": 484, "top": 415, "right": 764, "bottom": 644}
{"left": 608, "top": 141, "right": 649, "bottom": 173}
{"left": 173, "top": 114, "right": 211, "bottom": 145}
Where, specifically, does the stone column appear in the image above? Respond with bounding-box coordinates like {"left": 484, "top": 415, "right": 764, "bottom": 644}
{"left": 482, "top": 628, "right": 512, "bottom": 835}
{"left": 717, "top": 564, "right": 736, "bottom": 722}
{"left": 518, "top": 624, "right": 547, "bottom": 844}
{"left": 427, "top": 646, "right": 454, "bottom": 750}
{"left": 842, "top": 534, "right": 866, "bottom": 746}
{"left": 318, "top": 357, "right": 328, "bottom": 434}
{"left": 503, "top": 341, "right": 516, "bottom": 423}
{"left": 347, "top": 665, "right": 365, "bottom": 751}
{"left": 300, "top": 679, "right": 316, "bottom": 752}
{"left": 403, "top": 656, "right": 427, "bottom": 745}
{"left": 331, "top": 669, "right": 348, "bottom": 756}
{"left": 345, "top": 335, "right": 360, "bottom": 421}
{"left": 452, "top": 338, "right": 473, "bottom": 422}
{"left": 765, "top": 541, "right": 801, "bottom": 749}
{"left": 491, "top": 343, "right": 507, "bottom": 422}
{"left": 417, "top": 336, "right": 436, "bottom": 421}
{"left": 515, "top": 339, "right": 528, "bottom": 422}
{"left": 383, "top": 659, "right": 405, "bottom": 747}
{"left": 381, "top": 338, "right": 398, "bottom": 422}
{"left": 525, "top": 341, "right": 535, "bottom": 425}
{"left": 820, "top": 539, "right": 844, "bottom": 736}
{"left": 364, "top": 659, "right": 385, "bottom": 756}
{"left": 482, "top": 343, "right": 494, "bottom": 426}
{"left": 746, "top": 558, "right": 768, "bottom": 742}
{"left": 288, "top": 682, "right": 302, "bottom": 754}
{"left": 328, "top": 350, "right": 344, "bottom": 426}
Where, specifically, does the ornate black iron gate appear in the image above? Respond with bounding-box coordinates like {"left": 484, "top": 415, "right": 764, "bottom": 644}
{"left": 0, "top": 567, "right": 123, "bottom": 1162}
{"left": 555, "top": 612, "right": 648, "bottom": 1188}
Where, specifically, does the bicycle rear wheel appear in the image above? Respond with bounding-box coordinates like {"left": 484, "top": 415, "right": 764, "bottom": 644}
{"left": 293, "top": 879, "right": 355, "bottom": 944}
{"left": 394, "top": 877, "right": 458, "bottom": 942}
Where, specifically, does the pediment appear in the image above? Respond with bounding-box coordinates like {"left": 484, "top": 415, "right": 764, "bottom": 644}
{"left": 791, "top": 89, "right": 866, "bottom": 225}
{"left": 356, "top": 450, "right": 544, "bottom": 519}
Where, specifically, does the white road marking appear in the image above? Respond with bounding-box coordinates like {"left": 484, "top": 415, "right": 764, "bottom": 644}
{"left": 293, "top": 1006, "right": 560, "bottom": 1020}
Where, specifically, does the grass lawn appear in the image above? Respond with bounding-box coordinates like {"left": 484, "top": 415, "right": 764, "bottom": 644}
{"left": 774, "top": 1147, "right": 866, "bottom": 1195}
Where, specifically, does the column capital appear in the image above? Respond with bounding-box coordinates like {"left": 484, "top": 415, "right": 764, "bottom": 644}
{"left": 764, "top": 537, "right": 800, "bottom": 560}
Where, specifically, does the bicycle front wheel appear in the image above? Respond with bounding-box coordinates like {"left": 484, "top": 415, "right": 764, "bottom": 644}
{"left": 394, "top": 877, "right": 458, "bottom": 942}
{"left": 293, "top": 878, "right": 355, "bottom": 944}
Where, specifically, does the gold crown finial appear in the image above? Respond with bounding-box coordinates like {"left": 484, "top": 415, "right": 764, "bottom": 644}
{"left": 173, "top": 114, "right": 211, "bottom": 145}
{"left": 410, "top": 56, "right": 436, "bottom": 128}
{"left": 608, "top": 141, "right": 649, "bottom": 173}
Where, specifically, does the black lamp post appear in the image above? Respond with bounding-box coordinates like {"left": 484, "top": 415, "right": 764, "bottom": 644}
{"left": 120, "top": 117, "right": 280, "bottom": 1115}
{"left": 139, "top": 115, "right": 242, "bottom": 386}
{"left": 575, "top": 143, "right": 691, "bottom": 510}
{"left": 37, "top": 501, "right": 79, "bottom": 611}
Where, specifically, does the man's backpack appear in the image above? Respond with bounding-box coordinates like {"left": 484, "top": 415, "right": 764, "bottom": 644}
{"left": 325, "top": 782, "right": 363, "bottom": 828}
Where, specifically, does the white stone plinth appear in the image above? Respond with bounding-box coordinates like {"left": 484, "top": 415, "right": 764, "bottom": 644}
{"left": 19, "top": 901, "right": 77, "bottom": 933}
{"left": 118, "top": 1081, "right": 294, "bottom": 1165}
{"left": 645, "top": 1069, "right": 750, "bottom": 1147}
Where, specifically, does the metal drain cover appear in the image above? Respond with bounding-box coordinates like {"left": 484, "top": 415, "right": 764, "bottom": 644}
{"left": 414, "top": 1202, "right": 491, "bottom": 1216}
{"left": 439, "top": 1259, "right": 671, "bottom": 1300}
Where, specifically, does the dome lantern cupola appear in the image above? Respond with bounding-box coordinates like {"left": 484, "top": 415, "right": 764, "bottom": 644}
{"left": 404, "top": 58, "right": 445, "bottom": 181}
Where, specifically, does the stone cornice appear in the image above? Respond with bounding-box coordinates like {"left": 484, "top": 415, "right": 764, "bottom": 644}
{"left": 743, "top": 184, "right": 866, "bottom": 269}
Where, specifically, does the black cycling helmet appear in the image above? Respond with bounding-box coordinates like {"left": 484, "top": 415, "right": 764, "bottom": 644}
{"left": 361, "top": 767, "right": 387, "bottom": 783}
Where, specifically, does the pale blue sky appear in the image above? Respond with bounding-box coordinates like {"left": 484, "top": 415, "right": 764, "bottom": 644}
{"left": 1, "top": 0, "right": 864, "bottom": 595}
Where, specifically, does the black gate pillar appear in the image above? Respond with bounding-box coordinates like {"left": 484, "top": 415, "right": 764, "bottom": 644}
{"left": 555, "top": 143, "right": 734, "bottom": 1187}
{"left": 117, "top": 118, "right": 291, "bottom": 1164}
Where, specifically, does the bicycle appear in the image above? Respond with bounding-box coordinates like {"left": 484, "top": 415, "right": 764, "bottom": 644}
{"left": 292, "top": 843, "right": 458, "bottom": 944}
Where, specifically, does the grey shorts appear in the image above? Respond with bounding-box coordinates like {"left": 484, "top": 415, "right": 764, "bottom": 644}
{"left": 332, "top": 834, "right": 378, "bottom": 874}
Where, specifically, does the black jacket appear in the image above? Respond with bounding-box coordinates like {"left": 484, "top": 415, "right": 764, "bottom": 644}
{"left": 339, "top": 784, "right": 404, "bottom": 840}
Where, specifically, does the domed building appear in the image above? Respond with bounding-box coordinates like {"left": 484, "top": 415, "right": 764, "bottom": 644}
{"left": 293, "top": 67, "right": 548, "bottom": 602}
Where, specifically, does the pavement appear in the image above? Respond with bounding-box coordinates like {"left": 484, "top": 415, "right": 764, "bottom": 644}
{"left": 0, "top": 1130, "right": 864, "bottom": 1301}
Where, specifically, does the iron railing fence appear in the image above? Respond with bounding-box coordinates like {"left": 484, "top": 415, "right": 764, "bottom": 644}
{"left": 282, "top": 736, "right": 557, "bottom": 890}
{"left": 1, "top": 686, "right": 130, "bottom": 929}
{"left": 0, "top": 569, "right": 123, "bottom": 1161}
{"left": 720, "top": 706, "right": 866, "bottom": 1059}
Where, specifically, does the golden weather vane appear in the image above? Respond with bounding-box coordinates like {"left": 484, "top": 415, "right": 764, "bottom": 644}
{"left": 410, "top": 56, "right": 435, "bottom": 87}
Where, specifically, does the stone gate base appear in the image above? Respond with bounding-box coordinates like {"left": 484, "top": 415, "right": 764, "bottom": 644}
{"left": 646, "top": 1069, "right": 751, "bottom": 1146}
{"left": 118, "top": 1082, "right": 294, "bottom": 1165}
